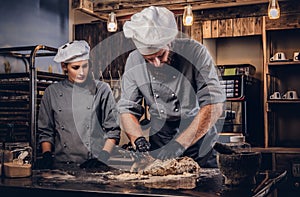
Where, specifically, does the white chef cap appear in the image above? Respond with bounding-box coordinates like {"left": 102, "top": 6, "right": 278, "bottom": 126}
{"left": 123, "top": 6, "right": 178, "bottom": 55}
{"left": 54, "top": 40, "right": 90, "bottom": 63}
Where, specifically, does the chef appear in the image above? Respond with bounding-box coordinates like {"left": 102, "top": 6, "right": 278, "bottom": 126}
{"left": 38, "top": 40, "right": 120, "bottom": 170}
{"left": 118, "top": 6, "right": 225, "bottom": 167}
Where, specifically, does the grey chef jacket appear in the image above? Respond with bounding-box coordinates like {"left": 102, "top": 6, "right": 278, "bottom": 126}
{"left": 38, "top": 79, "right": 120, "bottom": 164}
{"left": 118, "top": 38, "right": 225, "bottom": 164}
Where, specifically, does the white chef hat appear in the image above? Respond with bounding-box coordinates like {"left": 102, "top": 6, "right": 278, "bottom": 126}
{"left": 123, "top": 6, "right": 178, "bottom": 55}
{"left": 54, "top": 40, "right": 90, "bottom": 63}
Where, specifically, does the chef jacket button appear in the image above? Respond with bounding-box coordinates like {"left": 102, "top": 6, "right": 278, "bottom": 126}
{"left": 58, "top": 108, "right": 62, "bottom": 112}
{"left": 160, "top": 109, "right": 164, "bottom": 114}
{"left": 174, "top": 108, "right": 179, "bottom": 112}
{"left": 87, "top": 106, "right": 91, "bottom": 110}
{"left": 87, "top": 125, "right": 89, "bottom": 129}
{"left": 172, "top": 75, "right": 176, "bottom": 79}
{"left": 59, "top": 93, "right": 63, "bottom": 97}
{"left": 171, "top": 93, "right": 176, "bottom": 98}
{"left": 155, "top": 94, "right": 159, "bottom": 98}
{"left": 152, "top": 76, "right": 156, "bottom": 80}
{"left": 61, "top": 126, "right": 64, "bottom": 130}
{"left": 86, "top": 143, "right": 89, "bottom": 146}
{"left": 63, "top": 143, "right": 67, "bottom": 148}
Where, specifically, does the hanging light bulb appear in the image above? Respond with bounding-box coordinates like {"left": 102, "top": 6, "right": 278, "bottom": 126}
{"left": 107, "top": 12, "right": 117, "bottom": 32}
{"left": 268, "top": 0, "right": 280, "bottom": 19}
{"left": 183, "top": 5, "right": 193, "bottom": 26}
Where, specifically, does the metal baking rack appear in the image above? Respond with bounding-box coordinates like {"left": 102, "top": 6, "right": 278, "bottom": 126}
{"left": 0, "top": 45, "right": 66, "bottom": 166}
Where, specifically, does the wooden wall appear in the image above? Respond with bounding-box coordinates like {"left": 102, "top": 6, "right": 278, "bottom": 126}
{"left": 75, "top": 21, "right": 133, "bottom": 80}
{"left": 75, "top": 16, "right": 189, "bottom": 80}
{"left": 75, "top": 1, "right": 300, "bottom": 80}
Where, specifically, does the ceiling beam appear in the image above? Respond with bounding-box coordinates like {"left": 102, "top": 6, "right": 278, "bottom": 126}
{"left": 73, "top": 0, "right": 289, "bottom": 21}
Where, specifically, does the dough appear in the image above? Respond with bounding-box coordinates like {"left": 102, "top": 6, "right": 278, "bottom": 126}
{"left": 140, "top": 156, "right": 200, "bottom": 176}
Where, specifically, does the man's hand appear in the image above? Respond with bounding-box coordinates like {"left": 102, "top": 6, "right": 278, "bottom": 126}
{"left": 80, "top": 150, "right": 111, "bottom": 171}
{"left": 157, "top": 140, "right": 185, "bottom": 160}
{"left": 80, "top": 158, "right": 106, "bottom": 168}
{"left": 80, "top": 159, "right": 113, "bottom": 172}
{"left": 134, "top": 136, "right": 151, "bottom": 152}
{"left": 38, "top": 151, "right": 54, "bottom": 169}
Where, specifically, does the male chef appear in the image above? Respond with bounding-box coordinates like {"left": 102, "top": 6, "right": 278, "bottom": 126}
{"left": 118, "top": 6, "right": 225, "bottom": 167}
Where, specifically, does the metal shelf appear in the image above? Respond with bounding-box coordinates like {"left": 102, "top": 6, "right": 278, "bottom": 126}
{"left": 0, "top": 45, "right": 66, "bottom": 165}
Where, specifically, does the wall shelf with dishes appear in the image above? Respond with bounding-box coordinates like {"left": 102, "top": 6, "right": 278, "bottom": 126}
{"left": 264, "top": 15, "right": 300, "bottom": 148}
{"left": 262, "top": 13, "right": 300, "bottom": 195}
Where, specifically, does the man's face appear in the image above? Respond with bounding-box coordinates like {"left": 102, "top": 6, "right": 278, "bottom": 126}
{"left": 143, "top": 48, "right": 170, "bottom": 68}
{"left": 63, "top": 60, "right": 89, "bottom": 83}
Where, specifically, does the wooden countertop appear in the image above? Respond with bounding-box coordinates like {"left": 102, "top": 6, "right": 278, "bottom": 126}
{"left": 0, "top": 168, "right": 287, "bottom": 197}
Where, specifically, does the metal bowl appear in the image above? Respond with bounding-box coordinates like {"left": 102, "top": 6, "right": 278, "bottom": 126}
{"left": 217, "top": 152, "right": 261, "bottom": 185}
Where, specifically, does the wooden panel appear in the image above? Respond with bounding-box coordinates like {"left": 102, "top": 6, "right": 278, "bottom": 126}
{"left": 247, "top": 17, "right": 255, "bottom": 35}
{"left": 218, "top": 19, "right": 227, "bottom": 37}
{"left": 92, "top": 0, "right": 271, "bottom": 14}
{"left": 247, "top": 17, "right": 262, "bottom": 35}
{"left": 254, "top": 17, "right": 262, "bottom": 35}
{"left": 233, "top": 18, "right": 242, "bottom": 36}
{"left": 265, "top": 13, "right": 300, "bottom": 30}
{"left": 233, "top": 17, "right": 262, "bottom": 37}
{"left": 203, "top": 17, "right": 261, "bottom": 38}
{"left": 218, "top": 18, "right": 233, "bottom": 37}
{"left": 211, "top": 20, "right": 219, "bottom": 38}
{"left": 225, "top": 19, "right": 233, "bottom": 37}
{"left": 240, "top": 17, "right": 250, "bottom": 35}
{"left": 202, "top": 20, "right": 212, "bottom": 38}
{"left": 191, "top": 21, "right": 202, "bottom": 43}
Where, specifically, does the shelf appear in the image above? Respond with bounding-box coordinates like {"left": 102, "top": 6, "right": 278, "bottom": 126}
{"left": 263, "top": 14, "right": 300, "bottom": 150}
{"left": 252, "top": 147, "right": 300, "bottom": 154}
{"left": 267, "top": 99, "right": 300, "bottom": 104}
{"left": 268, "top": 61, "right": 300, "bottom": 66}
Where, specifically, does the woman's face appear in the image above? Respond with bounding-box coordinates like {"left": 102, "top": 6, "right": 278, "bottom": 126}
{"left": 63, "top": 60, "right": 89, "bottom": 83}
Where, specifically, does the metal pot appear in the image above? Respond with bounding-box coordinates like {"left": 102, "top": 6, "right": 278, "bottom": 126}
{"left": 217, "top": 152, "right": 261, "bottom": 185}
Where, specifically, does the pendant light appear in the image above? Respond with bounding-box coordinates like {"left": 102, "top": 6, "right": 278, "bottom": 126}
{"left": 107, "top": 12, "right": 117, "bottom": 32}
{"left": 183, "top": 5, "right": 193, "bottom": 26}
{"left": 268, "top": 0, "right": 280, "bottom": 19}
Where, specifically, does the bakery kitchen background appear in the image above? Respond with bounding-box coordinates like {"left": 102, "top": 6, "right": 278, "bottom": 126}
{"left": 0, "top": 0, "right": 300, "bottom": 197}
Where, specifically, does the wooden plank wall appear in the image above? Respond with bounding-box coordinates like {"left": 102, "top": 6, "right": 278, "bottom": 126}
{"left": 202, "top": 17, "right": 262, "bottom": 38}
{"left": 199, "top": 1, "right": 299, "bottom": 38}
{"left": 75, "top": 21, "right": 134, "bottom": 80}
{"left": 75, "top": 16, "right": 188, "bottom": 80}
{"left": 75, "top": 1, "right": 300, "bottom": 80}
